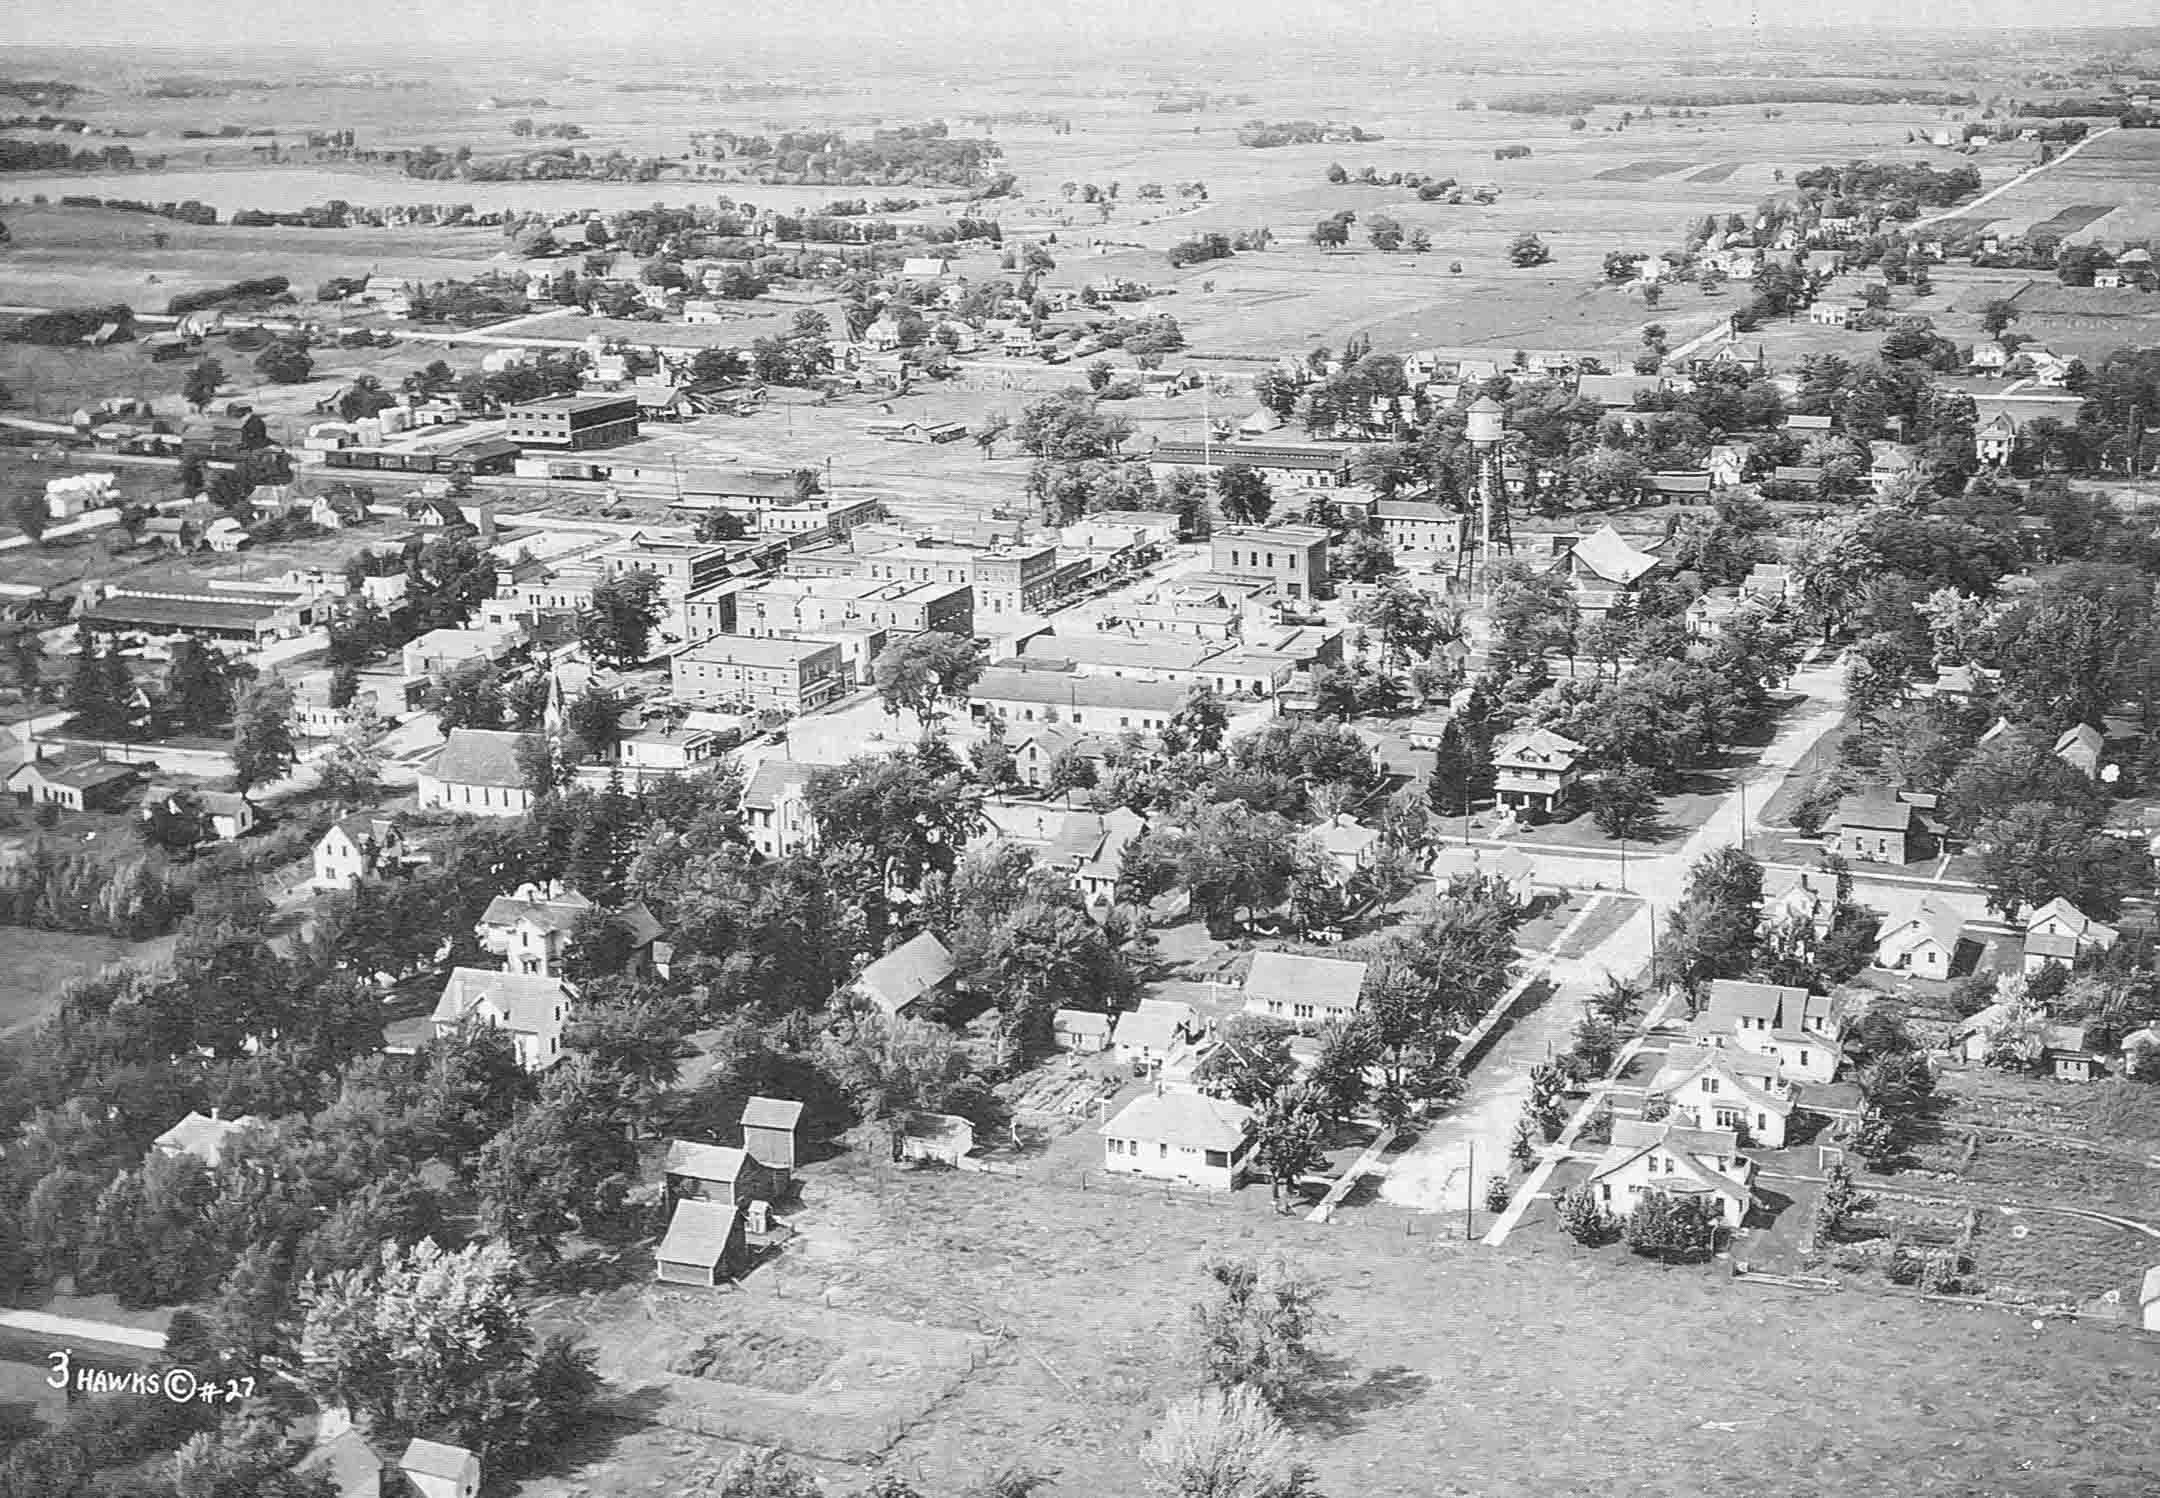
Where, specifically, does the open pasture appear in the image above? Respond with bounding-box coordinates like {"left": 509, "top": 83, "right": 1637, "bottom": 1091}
{"left": 520, "top": 1159, "right": 2160, "bottom": 1498}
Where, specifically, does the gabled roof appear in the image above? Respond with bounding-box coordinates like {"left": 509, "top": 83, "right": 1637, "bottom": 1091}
{"left": 1116, "top": 997, "right": 1197, "bottom": 1053}
{"left": 1313, "top": 814, "right": 1381, "bottom": 859}
{"left": 298, "top": 1426, "right": 385, "bottom": 1498}
{"left": 1830, "top": 793, "right": 1914, "bottom": 833}
{"left": 327, "top": 813, "right": 399, "bottom": 848}
{"left": 2042, "top": 1022, "right": 2093, "bottom": 1055}
{"left": 152, "top": 1110, "right": 260, "bottom": 1165}
{"left": 1568, "top": 525, "right": 1659, "bottom": 586}
{"left": 400, "top": 1439, "right": 477, "bottom": 1482}
{"left": 1244, "top": 951, "right": 1368, "bottom": 1009}
{"left": 664, "top": 1140, "right": 751, "bottom": 1182}
{"left": 1884, "top": 897, "right": 1964, "bottom": 954}
{"left": 426, "top": 728, "right": 540, "bottom": 791}
{"left": 1576, "top": 373, "right": 1664, "bottom": 407}
{"left": 1589, "top": 1119, "right": 1751, "bottom": 1205}
{"left": 1054, "top": 1007, "right": 1115, "bottom": 1038}
{"left": 14, "top": 754, "right": 143, "bottom": 792}
{"left": 431, "top": 967, "right": 571, "bottom": 1035}
{"left": 479, "top": 889, "right": 594, "bottom": 934}
{"left": 2024, "top": 930, "right": 2079, "bottom": 961}
{"left": 2053, "top": 723, "right": 2103, "bottom": 759}
{"left": 740, "top": 1095, "right": 804, "bottom": 1132}
{"left": 742, "top": 758, "right": 815, "bottom": 810}
{"left": 853, "top": 932, "right": 956, "bottom": 1015}
{"left": 1648, "top": 1043, "right": 1793, "bottom": 1115}
{"left": 1098, "top": 1092, "right": 1255, "bottom": 1152}
{"left": 1703, "top": 979, "right": 1812, "bottom": 1029}
{"left": 1493, "top": 727, "right": 1585, "bottom": 771}
{"left": 657, "top": 1198, "right": 741, "bottom": 1265}
{"left": 1763, "top": 865, "right": 1838, "bottom": 909}
{"left": 2023, "top": 896, "right": 2115, "bottom": 945}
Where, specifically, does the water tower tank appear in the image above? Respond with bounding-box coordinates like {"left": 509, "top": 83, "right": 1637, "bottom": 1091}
{"left": 1466, "top": 396, "right": 1505, "bottom": 446}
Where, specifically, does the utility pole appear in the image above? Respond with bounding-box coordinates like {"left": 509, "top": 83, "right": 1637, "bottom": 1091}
{"left": 1464, "top": 1140, "right": 1475, "bottom": 1239}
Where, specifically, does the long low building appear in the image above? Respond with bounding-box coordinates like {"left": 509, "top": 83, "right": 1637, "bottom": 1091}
{"left": 81, "top": 591, "right": 306, "bottom": 644}
{"left": 970, "top": 664, "right": 1189, "bottom": 734}
{"left": 1148, "top": 440, "right": 1352, "bottom": 489}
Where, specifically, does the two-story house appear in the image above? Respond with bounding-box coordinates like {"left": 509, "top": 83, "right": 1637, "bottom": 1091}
{"left": 1643, "top": 1043, "right": 1797, "bottom": 1147}
{"left": 1692, "top": 978, "right": 1846, "bottom": 1084}
{"left": 1873, "top": 898, "right": 1966, "bottom": 983}
{"left": 2022, "top": 896, "right": 2119, "bottom": 974}
{"left": 311, "top": 814, "right": 407, "bottom": 890}
{"left": 429, "top": 967, "right": 574, "bottom": 1072}
{"left": 741, "top": 759, "right": 818, "bottom": 859}
{"left": 1492, "top": 728, "right": 1586, "bottom": 818}
{"left": 475, "top": 884, "right": 660, "bottom": 977}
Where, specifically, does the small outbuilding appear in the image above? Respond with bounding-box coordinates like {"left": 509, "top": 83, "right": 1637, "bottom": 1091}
{"left": 740, "top": 1095, "right": 806, "bottom": 1172}
{"left": 654, "top": 1198, "right": 749, "bottom": 1287}
{"left": 1053, "top": 1008, "right": 1115, "bottom": 1053}
{"left": 663, "top": 1140, "right": 782, "bottom": 1207}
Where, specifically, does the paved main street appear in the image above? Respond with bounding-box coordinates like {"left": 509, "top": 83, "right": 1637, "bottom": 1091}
{"left": 1378, "top": 654, "right": 1851, "bottom": 1212}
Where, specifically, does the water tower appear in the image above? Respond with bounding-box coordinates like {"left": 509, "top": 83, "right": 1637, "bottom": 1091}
{"left": 1466, "top": 395, "right": 1512, "bottom": 579}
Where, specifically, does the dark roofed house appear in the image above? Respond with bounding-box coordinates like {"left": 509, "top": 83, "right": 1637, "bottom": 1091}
{"left": 2043, "top": 1023, "right": 2105, "bottom": 1083}
{"left": 851, "top": 931, "right": 957, "bottom": 1017}
{"left": 7, "top": 753, "right": 147, "bottom": 813}
{"left": 655, "top": 1198, "right": 749, "bottom": 1287}
{"left": 1826, "top": 793, "right": 1921, "bottom": 865}
{"left": 181, "top": 411, "right": 270, "bottom": 460}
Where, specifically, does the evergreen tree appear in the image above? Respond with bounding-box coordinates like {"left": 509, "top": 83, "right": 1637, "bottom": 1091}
{"left": 1425, "top": 718, "right": 1472, "bottom": 815}
{"left": 163, "top": 636, "right": 231, "bottom": 734}
{"left": 65, "top": 626, "right": 136, "bottom": 739}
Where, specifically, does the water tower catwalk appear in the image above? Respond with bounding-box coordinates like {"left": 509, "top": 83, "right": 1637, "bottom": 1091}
{"left": 1465, "top": 394, "right": 1512, "bottom": 582}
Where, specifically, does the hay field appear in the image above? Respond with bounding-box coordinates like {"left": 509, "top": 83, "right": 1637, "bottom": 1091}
{"left": 1939, "top": 129, "right": 2160, "bottom": 243}
{"left": 577, "top": 1160, "right": 2160, "bottom": 1498}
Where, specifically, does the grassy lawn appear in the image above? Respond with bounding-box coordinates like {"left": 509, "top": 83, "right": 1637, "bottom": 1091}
{"left": 529, "top": 1160, "right": 2160, "bottom": 1498}
{"left": 0, "top": 926, "right": 176, "bottom": 1032}
{"left": 1756, "top": 718, "right": 1845, "bottom": 830}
